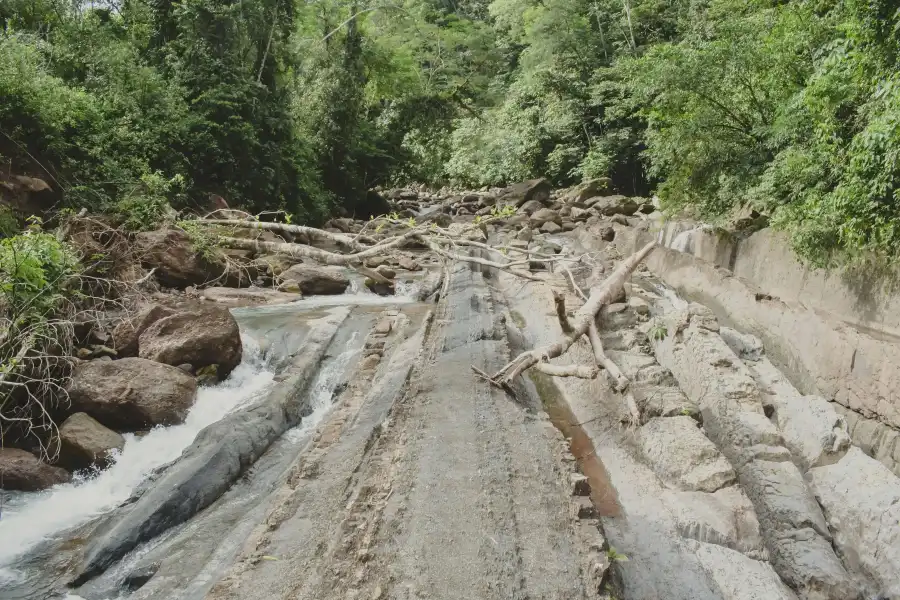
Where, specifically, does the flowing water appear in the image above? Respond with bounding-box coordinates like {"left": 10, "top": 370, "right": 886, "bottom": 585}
{"left": 0, "top": 337, "right": 276, "bottom": 587}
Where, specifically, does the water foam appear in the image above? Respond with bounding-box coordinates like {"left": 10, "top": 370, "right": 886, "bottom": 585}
{"left": 0, "top": 337, "right": 275, "bottom": 570}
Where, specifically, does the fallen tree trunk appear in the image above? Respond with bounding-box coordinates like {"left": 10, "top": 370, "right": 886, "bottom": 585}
{"left": 488, "top": 241, "right": 656, "bottom": 386}
{"left": 202, "top": 219, "right": 376, "bottom": 248}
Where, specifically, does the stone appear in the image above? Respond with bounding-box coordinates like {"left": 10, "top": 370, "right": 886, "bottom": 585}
{"left": 627, "top": 296, "right": 650, "bottom": 315}
{"left": 374, "top": 318, "right": 393, "bottom": 335}
{"left": 767, "top": 529, "right": 861, "bottom": 600}
{"left": 630, "top": 385, "right": 698, "bottom": 420}
{"left": 518, "top": 199, "right": 544, "bottom": 215}
{"left": 686, "top": 540, "right": 799, "bottom": 600}
{"left": 0, "top": 448, "right": 71, "bottom": 491}
{"left": 750, "top": 359, "right": 851, "bottom": 470}
{"left": 59, "top": 412, "right": 125, "bottom": 471}
{"left": 664, "top": 487, "right": 766, "bottom": 557}
{"left": 139, "top": 305, "right": 242, "bottom": 377}
{"left": 584, "top": 195, "right": 638, "bottom": 216}
{"left": 720, "top": 327, "right": 764, "bottom": 361}
{"left": 809, "top": 447, "right": 900, "bottom": 597}
{"left": 570, "top": 472, "right": 591, "bottom": 496}
{"left": 540, "top": 222, "right": 562, "bottom": 234}
{"left": 68, "top": 357, "right": 198, "bottom": 431}
{"left": 134, "top": 228, "right": 226, "bottom": 289}
{"left": 112, "top": 304, "right": 175, "bottom": 358}
{"left": 498, "top": 178, "right": 551, "bottom": 208}
{"left": 365, "top": 278, "right": 395, "bottom": 296}
{"left": 280, "top": 264, "right": 350, "bottom": 295}
{"left": 516, "top": 227, "right": 533, "bottom": 242}
{"left": 561, "top": 221, "right": 578, "bottom": 232}
{"left": 640, "top": 416, "right": 736, "bottom": 492}
{"left": 599, "top": 226, "right": 615, "bottom": 242}
{"left": 530, "top": 208, "right": 562, "bottom": 226}
{"left": 359, "top": 354, "right": 380, "bottom": 371}
{"left": 376, "top": 266, "right": 396, "bottom": 280}
{"left": 561, "top": 178, "right": 612, "bottom": 205}
{"left": 397, "top": 256, "right": 421, "bottom": 271}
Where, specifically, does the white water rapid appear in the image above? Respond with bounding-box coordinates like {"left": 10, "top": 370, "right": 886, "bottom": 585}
{"left": 0, "top": 337, "right": 275, "bottom": 583}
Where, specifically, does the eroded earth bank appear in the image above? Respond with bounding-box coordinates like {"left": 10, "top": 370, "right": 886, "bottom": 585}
{"left": 2, "top": 180, "right": 899, "bottom": 600}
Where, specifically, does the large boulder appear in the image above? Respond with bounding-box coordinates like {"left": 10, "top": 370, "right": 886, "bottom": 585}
{"left": 68, "top": 358, "right": 198, "bottom": 431}
{"left": 112, "top": 304, "right": 175, "bottom": 358}
{"left": 530, "top": 208, "right": 562, "bottom": 226}
{"left": 0, "top": 448, "right": 71, "bottom": 491}
{"left": 280, "top": 264, "right": 350, "bottom": 295}
{"left": 498, "top": 178, "right": 551, "bottom": 208}
{"left": 561, "top": 178, "right": 612, "bottom": 206}
{"left": 586, "top": 195, "right": 639, "bottom": 216}
{"left": 135, "top": 229, "right": 226, "bottom": 289}
{"left": 59, "top": 412, "right": 125, "bottom": 471}
{"left": 139, "top": 305, "right": 243, "bottom": 377}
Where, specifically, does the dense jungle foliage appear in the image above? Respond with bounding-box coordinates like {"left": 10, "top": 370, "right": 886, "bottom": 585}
{"left": 2, "top": 0, "right": 900, "bottom": 265}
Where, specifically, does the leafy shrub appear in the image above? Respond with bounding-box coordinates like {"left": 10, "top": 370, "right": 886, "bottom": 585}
{"left": 0, "top": 231, "right": 80, "bottom": 318}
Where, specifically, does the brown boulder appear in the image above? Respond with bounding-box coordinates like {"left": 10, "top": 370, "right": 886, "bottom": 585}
{"left": 561, "top": 178, "right": 612, "bottom": 205}
{"left": 68, "top": 358, "right": 198, "bottom": 431}
{"left": 0, "top": 448, "right": 70, "bottom": 491}
{"left": 586, "top": 195, "right": 639, "bottom": 216}
{"left": 530, "top": 208, "right": 562, "bottom": 226}
{"left": 113, "top": 304, "right": 175, "bottom": 357}
{"left": 135, "top": 228, "right": 226, "bottom": 289}
{"left": 398, "top": 256, "right": 421, "bottom": 271}
{"left": 281, "top": 264, "right": 350, "bottom": 295}
{"left": 139, "top": 305, "right": 242, "bottom": 377}
{"left": 59, "top": 412, "right": 125, "bottom": 471}
{"left": 540, "top": 222, "right": 562, "bottom": 234}
{"left": 498, "top": 178, "right": 551, "bottom": 208}
{"left": 518, "top": 199, "right": 545, "bottom": 215}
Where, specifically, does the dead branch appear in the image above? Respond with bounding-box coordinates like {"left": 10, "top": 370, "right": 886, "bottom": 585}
{"left": 201, "top": 219, "right": 377, "bottom": 248}
{"left": 553, "top": 290, "right": 574, "bottom": 333}
{"left": 534, "top": 363, "right": 598, "bottom": 379}
{"left": 489, "top": 242, "right": 656, "bottom": 386}
{"left": 587, "top": 321, "right": 628, "bottom": 391}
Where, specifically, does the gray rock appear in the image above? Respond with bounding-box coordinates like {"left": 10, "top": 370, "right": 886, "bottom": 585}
{"left": 540, "top": 221, "right": 562, "bottom": 234}
{"left": 139, "top": 305, "right": 242, "bottom": 377}
{"left": 280, "top": 264, "right": 350, "bottom": 295}
{"left": 560, "top": 178, "right": 612, "bottom": 205}
{"left": 518, "top": 199, "right": 545, "bottom": 215}
{"left": 809, "top": 447, "right": 900, "bottom": 598}
{"left": 686, "top": 540, "right": 799, "bottom": 600}
{"left": 640, "top": 416, "right": 736, "bottom": 492}
{"left": 630, "top": 384, "right": 698, "bottom": 421}
{"left": 720, "top": 327, "right": 765, "bottom": 361}
{"left": 68, "top": 358, "right": 197, "bottom": 431}
{"left": 530, "top": 208, "right": 562, "bottom": 226}
{"left": 750, "top": 358, "right": 851, "bottom": 470}
{"left": 0, "top": 448, "right": 70, "bottom": 491}
{"left": 586, "top": 195, "right": 639, "bottom": 216}
{"left": 652, "top": 308, "right": 857, "bottom": 599}
{"left": 498, "top": 178, "right": 551, "bottom": 208}
{"left": 59, "top": 412, "right": 125, "bottom": 471}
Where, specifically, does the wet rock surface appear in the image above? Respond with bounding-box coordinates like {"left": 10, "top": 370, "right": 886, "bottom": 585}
{"left": 138, "top": 304, "right": 243, "bottom": 377}
{"left": 0, "top": 448, "right": 70, "bottom": 491}
{"left": 58, "top": 412, "right": 125, "bottom": 471}
{"left": 67, "top": 357, "right": 198, "bottom": 431}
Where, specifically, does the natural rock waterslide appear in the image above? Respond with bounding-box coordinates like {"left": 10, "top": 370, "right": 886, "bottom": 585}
{"left": 2, "top": 180, "right": 899, "bottom": 600}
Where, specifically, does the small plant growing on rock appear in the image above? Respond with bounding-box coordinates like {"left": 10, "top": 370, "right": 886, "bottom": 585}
{"left": 606, "top": 547, "right": 628, "bottom": 562}
{"left": 648, "top": 322, "right": 667, "bottom": 342}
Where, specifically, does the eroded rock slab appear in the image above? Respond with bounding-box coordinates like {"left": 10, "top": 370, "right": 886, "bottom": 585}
{"left": 809, "top": 447, "right": 900, "bottom": 598}
{"left": 687, "top": 540, "right": 799, "bottom": 600}
{"left": 640, "top": 416, "right": 736, "bottom": 492}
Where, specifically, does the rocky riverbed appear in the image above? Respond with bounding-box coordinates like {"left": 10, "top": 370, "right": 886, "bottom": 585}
{"left": 1, "top": 178, "right": 899, "bottom": 600}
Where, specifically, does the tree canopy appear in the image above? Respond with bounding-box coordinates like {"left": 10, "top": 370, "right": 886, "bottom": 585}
{"left": 3, "top": 0, "right": 900, "bottom": 265}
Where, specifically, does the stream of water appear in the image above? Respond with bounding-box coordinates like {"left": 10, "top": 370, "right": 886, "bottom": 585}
{"left": 0, "top": 337, "right": 276, "bottom": 587}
